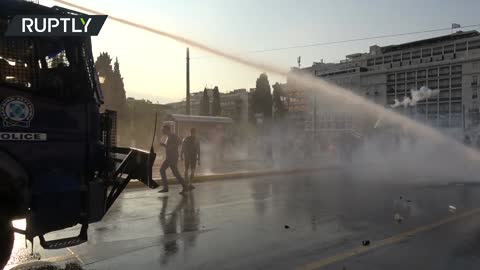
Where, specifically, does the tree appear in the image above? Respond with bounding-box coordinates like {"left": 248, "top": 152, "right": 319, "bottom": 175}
{"left": 95, "top": 52, "right": 113, "bottom": 79}
{"left": 272, "top": 82, "right": 287, "bottom": 120}
{"left": 111, "top": 57, "right": 127, "bottom": 112}
{"left": 248, "top": 90, "right": 255, "bottom": 123}
{"left": 212, "top": 86, "right": 221, "bottom": 116}
{"left": 252, "top": 73, "right": 272, "bottom": 119}
{"left": 95, "top": 53, "right": 128, "bottom": 144}
{"left": 200, "top": 88, "right": 210, "bottom": 116}
{"left": 95, "top": 54, "right": 127, "bottom": 113}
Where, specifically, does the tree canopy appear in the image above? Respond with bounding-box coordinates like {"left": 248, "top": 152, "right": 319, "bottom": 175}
{"left": 95, "top": 53, "right": 127, "bottom": 115}
{"left": 212, "top": 86, "right": 221, "bottom": 116}
{"left": 272, "top": 82, "right": 287, "bottom": 120}
{"left": 252, "top": 73, "right": 273, "bottom": 119}
{"left": 200, "top": 88, "right": 210, "bottom": 116}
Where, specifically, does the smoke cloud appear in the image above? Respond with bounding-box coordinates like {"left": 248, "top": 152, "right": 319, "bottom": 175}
{"left": 391, "top": 86, "right": 440, "bottom": 108}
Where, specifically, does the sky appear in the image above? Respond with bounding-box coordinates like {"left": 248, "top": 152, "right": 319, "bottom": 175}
{"left": 42, "top": 0, "right": 480, "bottom": 104}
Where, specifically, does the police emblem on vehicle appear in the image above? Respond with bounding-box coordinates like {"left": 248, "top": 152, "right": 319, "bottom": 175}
{"left": 0, "top": 96, "right": 35, "bottom": 128}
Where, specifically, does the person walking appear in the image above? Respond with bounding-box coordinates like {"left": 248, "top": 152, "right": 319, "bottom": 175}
{"left": 181, "top": 128, "right": 200, "bottom": 190}
{"left": 158, "top": 125, "right": 188, "bottom": 194}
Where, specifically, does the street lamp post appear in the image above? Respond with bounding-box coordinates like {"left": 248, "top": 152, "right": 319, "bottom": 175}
{"left": 186, "top": 48, "right": 191, "bottom": 115}
{"left": 313, "top": 90, "right": 317, "bottom": 141}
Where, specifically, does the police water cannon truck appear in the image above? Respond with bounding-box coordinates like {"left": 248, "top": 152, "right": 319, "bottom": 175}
{"left": 0, "top": 1, "right": 158, "bottom": 267}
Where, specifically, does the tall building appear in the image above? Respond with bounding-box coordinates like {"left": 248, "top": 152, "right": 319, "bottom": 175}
{"left": 219, "top": 89, "right": 249, "bottom": 123}
{"left": 286, "top": 30, "right": 480, "bottom": 136}
{"left": 166, "top": 90, "right": 207, "bottom": 116}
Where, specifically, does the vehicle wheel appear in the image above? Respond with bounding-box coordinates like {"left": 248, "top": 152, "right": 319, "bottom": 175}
{"left": 0, "top": 220, "right": 14, "bottom": 270}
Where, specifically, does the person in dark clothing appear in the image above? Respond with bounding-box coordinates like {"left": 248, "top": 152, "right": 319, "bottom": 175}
{"left": 464, "top": 135, "right": 472, "bottom": 146}
{"left": 181, "top": 128, "right": 200, "bottom": 190}
{"left": 158, "top": 125, "right": 188, "bottom": 194}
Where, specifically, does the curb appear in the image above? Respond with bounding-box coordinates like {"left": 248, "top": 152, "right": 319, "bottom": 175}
{"left": 127, "top": 165, "right": 339, "bottom": 189}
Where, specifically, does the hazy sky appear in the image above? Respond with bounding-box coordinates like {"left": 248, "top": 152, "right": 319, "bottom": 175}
{"left": 43, "top": 0, "right": 480, "bottom": 104}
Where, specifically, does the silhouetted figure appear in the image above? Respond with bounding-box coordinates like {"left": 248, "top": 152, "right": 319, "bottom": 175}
{"left": 181, "top": 128, "right": 200, "bottom": 190}
{"left": 464, "top": 135, "right": 472, "bottom": 146}
{"left": 158, "top": 125, "right": 188, "bottom": 194}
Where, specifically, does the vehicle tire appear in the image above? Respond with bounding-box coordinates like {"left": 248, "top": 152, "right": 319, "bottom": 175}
{"left": 0, "top": 220, "right": 14, "bottom": 270}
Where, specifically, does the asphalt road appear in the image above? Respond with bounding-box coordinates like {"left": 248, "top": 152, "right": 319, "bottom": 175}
{"left": 8, "top": 167, "right": 480, "bottom": 270}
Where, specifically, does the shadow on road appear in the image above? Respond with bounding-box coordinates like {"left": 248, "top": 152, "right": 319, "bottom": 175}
{"left": 158, "top": 194, "right": 200, "bottom": 266}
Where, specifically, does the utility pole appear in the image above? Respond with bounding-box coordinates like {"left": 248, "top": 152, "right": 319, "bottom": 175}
{"left": 186, "top": 47, "right": 191, "bottom": 115}
{"left": 313, "top": 90, "right": 317, "bottom": 140}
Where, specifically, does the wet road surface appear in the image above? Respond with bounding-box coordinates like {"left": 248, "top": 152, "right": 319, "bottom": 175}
{"left": 8, "top": 168, "right": 480, "bottom": 270}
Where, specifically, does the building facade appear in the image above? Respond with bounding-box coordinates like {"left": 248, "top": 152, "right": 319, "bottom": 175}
{"left": 219, "top": 89, "right": 249, "bottom": 123}
{"left": 286, "top": 30, "right": 480, "bottom": 136}
{"left": 166, "top": 88, "right": 249, "bottom": 124}
{"left": 166, "top": 90, "right": 207, "bottom": 116}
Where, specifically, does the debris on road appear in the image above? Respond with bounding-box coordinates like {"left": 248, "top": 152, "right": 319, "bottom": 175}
{"left": 449, "top": 205, "right": 457, "bottom": 213}
{"left": 18, "top": 262, "right": 84, "bottom": 270}
{"left": 394, "top": 213, "right": 404, "bottom": 223}
{"left": 362, "top": 240, "right": 370, "bottom": 246}
{"left": 64, "top": 263, "right": 84, "bottom": 270}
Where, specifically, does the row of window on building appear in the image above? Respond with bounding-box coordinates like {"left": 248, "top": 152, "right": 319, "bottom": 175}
{"left": 387, "top": 65, "right": 462, "bottom": 82}
{"left": 386, "top": 65, "right": 466, "bottom": 108}
{"left": 412, "top": 102, "right": 463, "bottom": 113}
{"left": 396, "top": 106, "right": 463, "bottom": 128}
{"left": 387, "top": 78, "right": 462, "bottom": 92}
{"left": 387, "top": 91, "right": 462, "bottom": 105}
{"left": 367, "top": 39, "right": 480, "bottom": 66}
